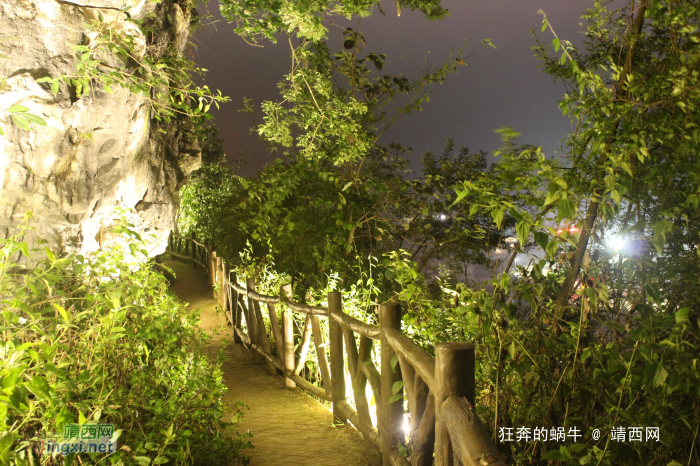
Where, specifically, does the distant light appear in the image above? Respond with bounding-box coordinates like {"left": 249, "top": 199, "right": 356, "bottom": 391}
{"left": 557, "top": 226, "right": 579, "bottom": 235}
{"left": 439, "top": 214, "right": 448, "bottom": 221}
{"left": 608, "top": 236, "right": 625, "bottom": 250}
{"left": 504, "top": 237, "right": 518, "bottom": 244}
{"left": 403, "top": 420, "right": 411, "bottom": 434}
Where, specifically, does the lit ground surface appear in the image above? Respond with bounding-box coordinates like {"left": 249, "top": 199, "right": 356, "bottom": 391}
{"left": 164, "top": 259, "right": 379, "bottom": 466}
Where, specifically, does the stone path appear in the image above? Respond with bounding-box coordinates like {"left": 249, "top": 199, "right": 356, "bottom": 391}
{"left": 164, "top": 260, "right": 379, "bottom": 466}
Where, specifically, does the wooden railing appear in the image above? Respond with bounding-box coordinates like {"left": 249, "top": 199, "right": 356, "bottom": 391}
{"left": 167, "top": 233, "right": 506, "bottom": 466}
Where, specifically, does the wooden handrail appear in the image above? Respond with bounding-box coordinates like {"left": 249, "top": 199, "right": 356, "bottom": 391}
{"left": 383, "top": 327, "right": 436, "bottom": 393}
{"left": 330, "top": 308, "right": 380, "bottom": 340}
{"left": 248, "top": 289, "right": 280, "bottom": 304}
{"left": 230, "top": 280, "right": 328, "bottom": 314}
{"left": 168, "top": 251, "right": 190, "bottom": 262}
{"left": 281, "top": 295, "right": 327, "bottom": 316}
{"left": 442, "top": 396, "right": 506, "bottom": 466}
{"left": 166, "top": 232, "right": 505, "bottom": 466}
{"left": 337, "top": 399, "right": 380, "bottom": 446}
{"left": 230, "top": 281, "right": 246, "bottom": 294}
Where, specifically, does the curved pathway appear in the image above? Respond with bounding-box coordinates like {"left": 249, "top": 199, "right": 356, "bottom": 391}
{"left": 164, "top": 260, "right": 377, "bottom": 466}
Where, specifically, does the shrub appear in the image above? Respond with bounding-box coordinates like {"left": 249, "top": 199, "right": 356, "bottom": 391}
{"left": 0, "top": 216, "right": 251, "bottom": 465}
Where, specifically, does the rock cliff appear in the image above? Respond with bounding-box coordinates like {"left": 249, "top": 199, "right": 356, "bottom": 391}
{"left": 0, "top": 0, "right": 201, "bottom": 262}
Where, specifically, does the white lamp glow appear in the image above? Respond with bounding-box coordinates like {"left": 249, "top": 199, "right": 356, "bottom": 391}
{"left": 608, "top": 236, "right": 625, "bottom": 250}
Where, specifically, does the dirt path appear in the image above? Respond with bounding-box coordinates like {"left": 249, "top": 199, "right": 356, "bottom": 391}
{"left": 164, "top": 260, "right": 377, "bottom": 466}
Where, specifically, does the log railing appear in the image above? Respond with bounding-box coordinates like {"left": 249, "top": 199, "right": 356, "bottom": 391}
{"left": 167, "top": 233, "right": 506, "bottom": 466}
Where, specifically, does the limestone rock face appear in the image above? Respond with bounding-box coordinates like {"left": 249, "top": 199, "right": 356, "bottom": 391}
{"left": 0, "top": 0, "right": 200, "bottom": 262}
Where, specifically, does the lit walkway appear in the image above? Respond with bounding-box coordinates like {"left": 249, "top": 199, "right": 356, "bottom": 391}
{"left": 164, "top": 260, "right": 376, "bottom": 466}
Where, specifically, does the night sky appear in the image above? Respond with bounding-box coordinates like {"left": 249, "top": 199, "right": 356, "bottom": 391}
{"left": 192, "top": 0, "right": 592, "bottom": 177}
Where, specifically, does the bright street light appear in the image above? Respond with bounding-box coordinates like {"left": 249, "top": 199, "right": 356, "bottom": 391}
{"left": 607, "top": 235, "right": 625, "bottom": 250}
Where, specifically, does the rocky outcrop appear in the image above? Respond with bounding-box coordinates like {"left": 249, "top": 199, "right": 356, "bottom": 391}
{"left": 0, "top": 0, "right": 201, "bottom": 262}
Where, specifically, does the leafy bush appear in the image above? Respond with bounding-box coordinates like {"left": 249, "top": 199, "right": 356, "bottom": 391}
{"left": 181, "top": 0, "right": 700, "bottom": 464}
{"left": 0, "top": 216, "right": 251, "bottom": 465}
{"left": 447, "top": 267, "right": 700, "bottom": 465}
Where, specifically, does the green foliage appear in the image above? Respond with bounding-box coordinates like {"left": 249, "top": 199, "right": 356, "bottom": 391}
{"left": 219, "top": 0, "right": 447, "bottom": 43}
{"left": 182, "top": 0, "right": 700, "bottom": 464}
{"left": 194, "top": 124, "right": 227, "bottom": 165}
{"left": 228, "top": 242, "right": 380, "bottom": 402}
{"left": 178, "top": 162, "right": 249, "bottom": 254}
{"left": 185, "top": 0, "right": 494, "bottom": 291}
{"left": 179, "top": 138, "right": 498, "bottom": 298}
{"left": 0, "top": 215, "right": 251, "bottom": 465}
{"left": 6, "top": 105, "right": 46, "bottom": 132}
{"left": 35, "top": 6, "right": 227, "bottom": 123}
{"left": 0, "top": 105, "right": 47, "bottom": 137}
{"left": 436, "top": 1, "right": 700, "bottom": 464}
{"left": 255, "top": 36, "right": 466, "bottom": 165}
{"left": 445, "top": 262, "right": 700, "bottom": 464}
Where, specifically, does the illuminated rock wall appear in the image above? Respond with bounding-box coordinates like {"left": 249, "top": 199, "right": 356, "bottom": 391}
{"left": 0, "top": 0, "right": 200, "bottom": 261}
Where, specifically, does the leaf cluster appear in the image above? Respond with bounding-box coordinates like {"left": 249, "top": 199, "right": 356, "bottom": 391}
{"left": 0, "top": 215, "right": 251, "bottom": 465}
{"left": 35, "top": 6, "right": 227, "bottom": 125}
{"left": 181, "top": 1, "right": 700, "bottom": 464}
{"left": 219, "top": 0, "right": 448, "bottom": 43}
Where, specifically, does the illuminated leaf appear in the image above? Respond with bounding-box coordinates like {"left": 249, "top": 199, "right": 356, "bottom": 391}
{"left": 11, "top": 115, "right": 30, "bottom": 130}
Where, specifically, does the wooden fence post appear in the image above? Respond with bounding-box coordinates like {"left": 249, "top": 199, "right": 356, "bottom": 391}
{"left": 246, "top": 278, "right": 263, "bottom": 365}
{"left": 434, "top": 342, "right": 475, "bottom": 466}
{"left": 311, "top": 315, "right": 333, "bottom": 397}
{"left": 220, "top": 260, "right": 227, "bottom": 308}
{"left": 231, "top": 272, "right": 242, "bottom": 343}
{"left": 281, "top": 284, "right": 296, "bottom": 389}
{"left": 294, "top": 315, "right": 313, "bottom": 376}
{"left": 240, "top": 291, "right": 252, "bottom": 343}
{"left": 247, "top": 278, "right": 276, "bottom": 375}
{"left": 205, "top": 240, "right": 213, "bottom": 282}
{"left": 345, "top": 330, "right": 374, "bottom": 441}
{"left": 211, "top": 251, "right": 217, "bottom": 292}
{"left": 379, "top": 302, "right": 404, "bottom": 466}
{"left": 191, "top": 232, "right": 197, "bottom": 268}
{"left": 328, "top": 291, "right": 346, "bottom": 423}
{"left": 222, "top": 262, "right": 230, "bottom": 315}
{"left": 216, "top": 256, "right": 223, "bottom": 305}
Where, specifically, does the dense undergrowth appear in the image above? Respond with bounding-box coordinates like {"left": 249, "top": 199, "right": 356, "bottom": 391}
{"left": 198, "top": 225, "right": 700, "bottom": 466}
{"left": 177, "top": 0, "right": 700, "bottom": 463}
{"left": 0, "top": 216, "right": 251, "bottom": 466}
